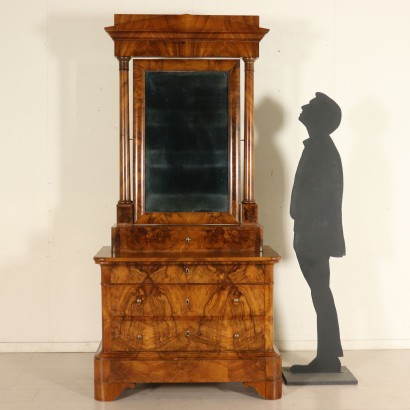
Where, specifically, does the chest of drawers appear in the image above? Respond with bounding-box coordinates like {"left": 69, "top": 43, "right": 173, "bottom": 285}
{"left": 94, "top": 246, "right": 282, "bottom": 400}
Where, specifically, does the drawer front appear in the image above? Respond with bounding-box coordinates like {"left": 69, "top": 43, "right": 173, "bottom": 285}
{"left": 109, "top": 263, "right": 266, "bottom": 284}
{"left": 112, "top": 225, "right": 262, "bottom": 253}
{"left": 110, "top": 284, "right": 265, "bottom": 317}
{"left": 109, "top": 359, "right": 266, "bottom": 383}
{"left": 111, "top": 317, "right": 265, "bottom": 352}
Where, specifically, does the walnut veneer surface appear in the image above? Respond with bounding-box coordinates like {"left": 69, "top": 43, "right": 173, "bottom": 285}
{"left": 94, "top": 246, "right": 281, "bottom": 400}
{"left": 94, "top": 14, "right": 281, "bottom": 401}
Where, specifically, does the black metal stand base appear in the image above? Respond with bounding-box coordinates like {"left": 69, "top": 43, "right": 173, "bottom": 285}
{"left": 282, "top": 366, "right": 358, "bottom": 386}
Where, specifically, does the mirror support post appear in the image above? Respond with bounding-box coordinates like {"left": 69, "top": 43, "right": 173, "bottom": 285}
{"left": 117, "top": 56, "right": 133, "bottom": 223}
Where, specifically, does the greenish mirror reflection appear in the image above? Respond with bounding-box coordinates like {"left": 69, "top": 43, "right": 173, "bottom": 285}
{"left": 145, "top": 71, "right": 229, "bottom": 212}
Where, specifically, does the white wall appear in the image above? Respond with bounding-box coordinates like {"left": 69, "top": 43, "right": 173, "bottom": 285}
{"left": 1, "top": 0, "right": 409, "bottom": 352}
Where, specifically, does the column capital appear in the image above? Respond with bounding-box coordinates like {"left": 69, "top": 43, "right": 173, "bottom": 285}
{"left": 117, "top": 56, "right": 131, "bottom": 71}
{"left": 243, "top": 57, "right": 257, "bottom": 70}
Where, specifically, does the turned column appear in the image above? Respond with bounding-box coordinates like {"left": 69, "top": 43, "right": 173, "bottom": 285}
{"left": 242, "top": 57, "right": 258, "bottom": 223}
{"left": 117, "top": 56, "right": 133, "bottom": 223}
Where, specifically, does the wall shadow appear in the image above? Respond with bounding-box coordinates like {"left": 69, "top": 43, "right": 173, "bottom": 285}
{"left": 342, "top": 98, "right": 391, "bottom": 344}
{"left": 255, "top": 96, "right": 286, "bottom": 256}
{"left": 254, "top": 19, "right": 319, "bottom": 351}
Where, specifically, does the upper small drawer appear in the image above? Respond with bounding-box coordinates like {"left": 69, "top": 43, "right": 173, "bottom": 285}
{"left": 108, "top": 263, "right": 267, "bottom": 284}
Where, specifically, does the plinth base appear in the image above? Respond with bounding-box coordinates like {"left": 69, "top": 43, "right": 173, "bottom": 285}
{"left": 95, "top": 344, "right": 282, "bottom": 401}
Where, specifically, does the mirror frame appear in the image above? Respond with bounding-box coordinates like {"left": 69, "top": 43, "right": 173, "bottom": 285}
{"left": 133, "top": 59, "right": 240, "bottom": 225}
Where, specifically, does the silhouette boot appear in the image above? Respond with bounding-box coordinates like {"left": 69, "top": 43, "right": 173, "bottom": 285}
{"left": 290, "top": 356, "right": 341, "bottom": 374}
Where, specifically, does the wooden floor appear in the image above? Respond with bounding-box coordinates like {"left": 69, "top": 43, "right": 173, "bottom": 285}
{"left": 0, "top": 350, "right": 409, "bottom": 409}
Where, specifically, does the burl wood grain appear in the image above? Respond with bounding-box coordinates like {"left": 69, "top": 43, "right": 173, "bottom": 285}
{"left": 105, "top": 14, "right": 269, "bottom": 58}
{"left": 133, "top": 59, "right": 240, "bottom": 225}
{"left": 108, "top": 263, "right": 268, "bottom": 285}
{"left": 106, "top": 14, "right": 268, "bottom": 249}
{"left": 109, "top": 358, "right": 268, "bottom": 384}
{"left": 95, "top": 349, "right": 281, "bottom": 400}
{"left": 95, "top": 245, "right": 280, "bottom": 263}
{"left": 110, "top": 284, "right": 265, "bottom": 317}
{"left": 97, "top": 14, "right": 280, "bottom": 402}
{"left": 111, "top": 317, "right": 266, "bottom": 352}
{"left": 95, "top": 249, "right": 281, "bottom": 400}
{"left": 112, "top": 224, "right": 263, "bottom": 253}
{"left": 95, "top": 339, "right": 281, "bottom": 400}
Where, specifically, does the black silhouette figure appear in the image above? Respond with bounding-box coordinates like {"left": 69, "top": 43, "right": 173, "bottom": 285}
{"left": 290, "top": 92, "right": 345, "bottom": 373}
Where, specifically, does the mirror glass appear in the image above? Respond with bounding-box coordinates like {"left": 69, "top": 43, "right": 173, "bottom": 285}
{"left": 144, "top": 71, "right": 229, "bottom": 212}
